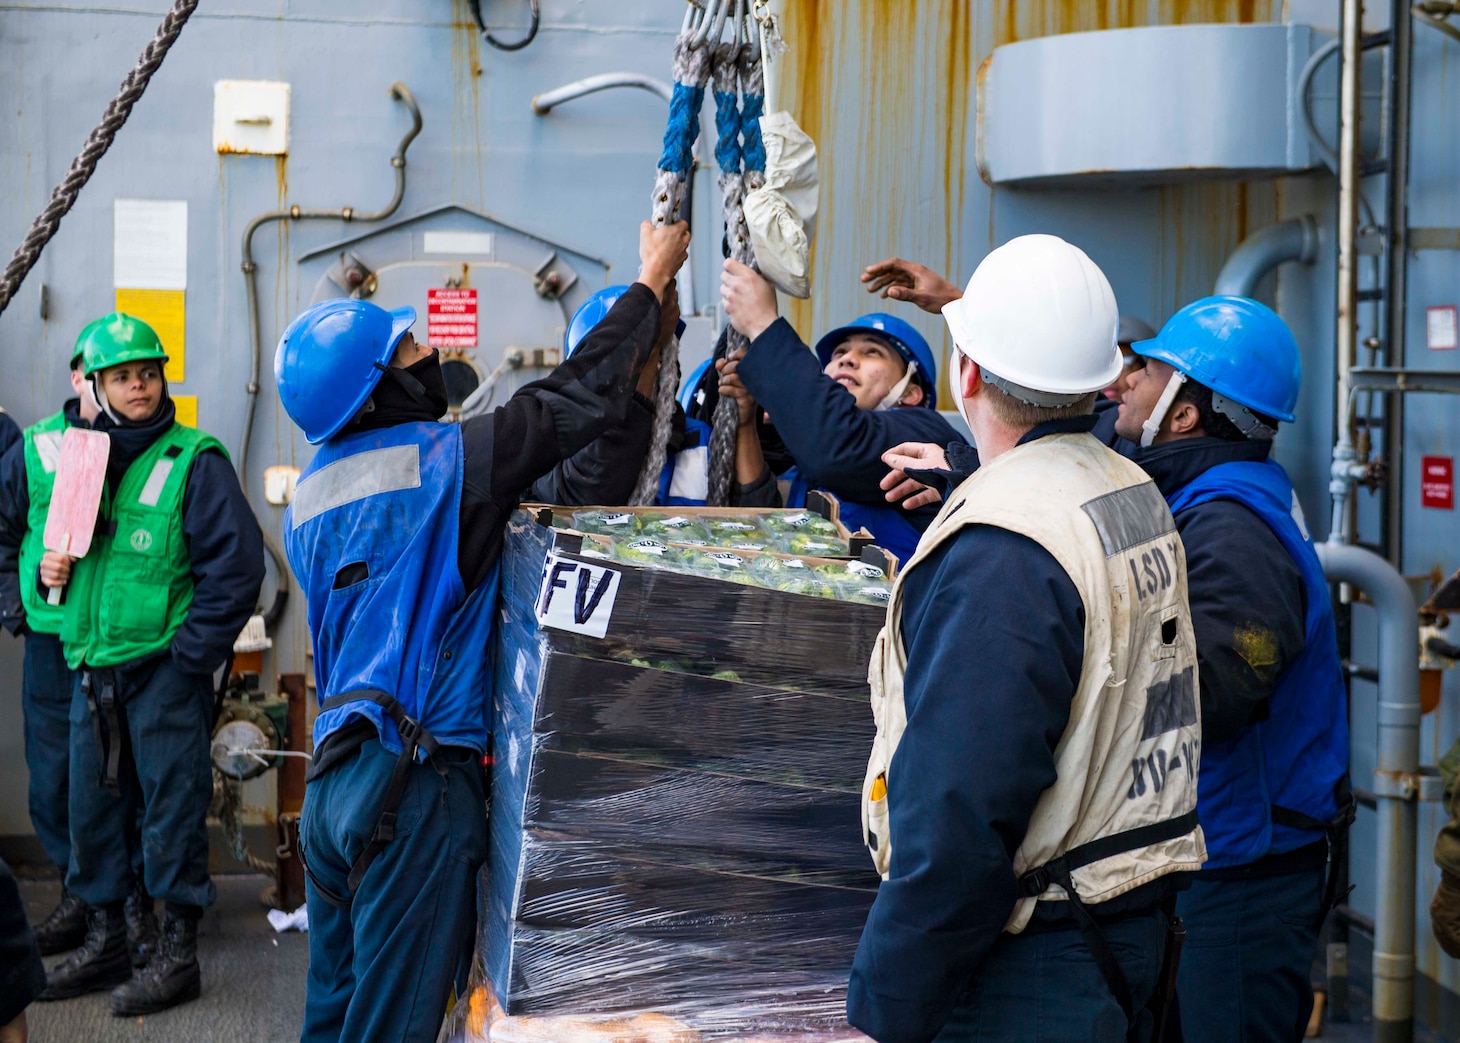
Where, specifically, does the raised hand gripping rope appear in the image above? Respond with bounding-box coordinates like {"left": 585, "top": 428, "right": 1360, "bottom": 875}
{"left": 632, "top": 11, "right": 713, "bottom": 506}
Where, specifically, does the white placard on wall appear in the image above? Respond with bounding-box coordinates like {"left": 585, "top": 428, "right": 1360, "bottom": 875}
{"left": 114, "top": 199, "right": 188, "bottom": 290}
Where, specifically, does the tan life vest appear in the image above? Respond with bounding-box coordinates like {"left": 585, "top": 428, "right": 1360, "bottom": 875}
{"left": 862, "top": 432, "right": 1205, "bottom": 934}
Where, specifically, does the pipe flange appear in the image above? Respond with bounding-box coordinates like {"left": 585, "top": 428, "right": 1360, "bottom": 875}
{"left": 1372, "top": 766, "right": 1443, "bottom": 801}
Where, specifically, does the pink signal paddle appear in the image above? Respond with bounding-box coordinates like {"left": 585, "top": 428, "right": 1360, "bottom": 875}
{"left": 42, "top": 427, "right": 110, "bottom": 605}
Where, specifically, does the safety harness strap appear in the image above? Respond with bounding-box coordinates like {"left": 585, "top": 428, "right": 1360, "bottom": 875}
{"left": 1016, "top": 809, "right": 1199, "bottom": 1036}
{"left": 1271, "top": 774, "right": 1357, "bottom": 932}
{"left": 302, "top": 689, "right": 446, "bottom": 909}
{"left": 1017, "top": 810, "right": 1200, "bottom": 895}
{"left": 83, "top": 668, "right": 128, "bottom": 793}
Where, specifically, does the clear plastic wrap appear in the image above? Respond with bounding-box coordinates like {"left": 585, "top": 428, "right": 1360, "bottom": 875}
{"left": 460, "top": 980, "right": 873, "bottom": 1043}
{"left": 495, "top": 512, "right": 891, "bottom": 697}
{"left": 480, "top": 506, "right": 888, "bottom": 1035}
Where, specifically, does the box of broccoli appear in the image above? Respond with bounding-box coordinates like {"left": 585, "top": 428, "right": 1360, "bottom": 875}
{"left": 482, "top": 504, "right": 889, "bottom": 1028}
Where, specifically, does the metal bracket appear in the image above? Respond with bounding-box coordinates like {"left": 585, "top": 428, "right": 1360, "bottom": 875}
{"left": 1357, "top": 225, "right": 1386, "bottom": 255}
{"left": 1348, "top": 367, "right": 1460, "bottom": 394}
{"left": 1410, "top": 227, "right": 1460, "bottom": 251}
{"left": 1373, "top": 766, "right": 1445, "bottom": 802}
{"left": 533, "top": 251, "right": 579, "bottom": 301}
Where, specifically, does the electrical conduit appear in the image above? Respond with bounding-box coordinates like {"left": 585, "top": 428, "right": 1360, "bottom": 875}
{"left": 237, "top": 81, "right": 422, "bottom": 626}
{"left": 1330, "top": 0, "right": 1368, "bottom": 545}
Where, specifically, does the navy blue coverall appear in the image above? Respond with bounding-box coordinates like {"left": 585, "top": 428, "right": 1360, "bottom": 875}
{"left": 0, "top": 413, "right": 18, "bottom": 457}
{"left": 296, "top": 284, "right": 663, "bottom": 1043}
{"left": 732, "top": 317, "right": 960, "bottom": 561}
{"left": 0, "top": 857, "right": 44, "bottom": 1029}
{"left": 1133, "top": 436, "right": 1323, "bottom": 1043}
{"left": 0, "top": 400, "right": 89, "bottom": 876}
{"left": 925, "top": 406, "right": 1325, "bottom": 1042}
{"left": 848, "top": 416, "right": 1176, "bottom": 1043}
{"left": 64, "top": 399, "right": 262, "bottom": 918}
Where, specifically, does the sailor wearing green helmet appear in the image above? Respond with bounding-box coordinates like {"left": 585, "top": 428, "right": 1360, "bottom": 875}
{"left": 0, "top": 325, "right": 134, "bottom": 964}
{"left": 23, "top": 312, "right": 264, "bottom": 1017}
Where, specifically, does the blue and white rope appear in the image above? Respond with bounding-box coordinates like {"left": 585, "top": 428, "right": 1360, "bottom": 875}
{"left": 633, "top": 30, "right": 712, "bottom": 505}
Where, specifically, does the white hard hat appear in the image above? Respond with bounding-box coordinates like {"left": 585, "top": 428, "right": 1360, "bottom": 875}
{"left": 942, "top": 234, "right": 1123, "bottom": 404}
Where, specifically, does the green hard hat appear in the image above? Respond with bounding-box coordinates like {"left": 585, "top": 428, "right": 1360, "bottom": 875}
{"left": 72, "top": 316, "right": 106, "bottom": 368}
{"left": 79, "top": 312, "right": 168, "bottom": 377}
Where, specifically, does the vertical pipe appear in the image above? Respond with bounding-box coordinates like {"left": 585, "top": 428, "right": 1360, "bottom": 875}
{"left": 1382, "top": 0, "right": 1414, "bottom": 565}
{"left": 1330, "top": 0, "right": 1365, "bottom": 543}
{"left": 275, "top": 672, "right": 307, "bottom": 912}
{"left": 276, "top": 672, "right": 307, "bottom": 816}
{"left": 1315, "top": 543, "right": 1420, "bottom": 1043}
{"left": 1336, "top": 0, "right": 1363, "bottom": 444}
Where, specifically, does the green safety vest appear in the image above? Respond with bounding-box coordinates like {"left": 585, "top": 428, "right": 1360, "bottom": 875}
{"left": 60, "top": 423, "right": 227, "bottom": 669}
{"left": 19, "top": 412, "right": 71, "bottom": 635}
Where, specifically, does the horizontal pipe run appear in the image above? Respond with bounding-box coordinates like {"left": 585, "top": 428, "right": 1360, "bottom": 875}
{"left": 532, "top": 73, "right": 673, "bottom": 114}
{"left": 1347, "top": 367, "right": 1460, "bottom": 394}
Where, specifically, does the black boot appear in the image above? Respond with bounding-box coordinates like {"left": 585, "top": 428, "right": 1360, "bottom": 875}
{"left": 37, "top": 903, "right": 131, "bottom": 1000}
{"left": 31, "top": 886, "right": 89, "bottom": 956}
{"left": 110, "top": 909, "right": 201, "bottom": 1016}
{"left": 124, "top": 883, "right": 159, "bottom": 969}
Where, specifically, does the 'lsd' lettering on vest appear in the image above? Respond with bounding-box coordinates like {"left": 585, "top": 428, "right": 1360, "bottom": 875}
{"left": 864, "top": 433, "right": 1206, "bottom": 934}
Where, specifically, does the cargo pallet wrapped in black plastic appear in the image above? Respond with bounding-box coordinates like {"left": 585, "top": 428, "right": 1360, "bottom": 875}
{"left": 482, "top": 501, "right": 891, "bottom": 1036}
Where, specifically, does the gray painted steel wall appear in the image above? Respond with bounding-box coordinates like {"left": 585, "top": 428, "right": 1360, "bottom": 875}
{"left": 3, "top": 0, "right": 1460, "bottom": 1019}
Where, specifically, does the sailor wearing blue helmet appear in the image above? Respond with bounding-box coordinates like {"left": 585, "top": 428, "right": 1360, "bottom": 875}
{"left": 717, "top": 258, "right": 960, "bottom": 563}
{"left": 277, "top": 221, "right": 688, "bottom": 1043}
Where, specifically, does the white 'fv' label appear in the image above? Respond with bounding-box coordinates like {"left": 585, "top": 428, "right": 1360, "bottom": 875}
{"left": 536, "top": 554, "right": 622, "bottom": 638}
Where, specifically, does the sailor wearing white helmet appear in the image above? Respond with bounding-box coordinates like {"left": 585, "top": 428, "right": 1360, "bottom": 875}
{"left": 848, "top": 234, "right": 1205, "bottom": 1043}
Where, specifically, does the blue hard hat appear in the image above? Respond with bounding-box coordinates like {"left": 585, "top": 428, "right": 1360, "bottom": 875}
{"left": 275, "top": 298, "right": 417, "bottom": 444}
{"left": 1130, "top": 295, "right": 1301, "bottom": 423}
{"left": 567, "top": 286, "right": 631, "bottom": 357}
{"left": 813, "top": 313, "right": 938, "bottom": 408}
{"left": 679, "top": 358, "right": 713, "bottom": 414}
{"left": 567, "top": 284, "right": 684, "bottom": 357}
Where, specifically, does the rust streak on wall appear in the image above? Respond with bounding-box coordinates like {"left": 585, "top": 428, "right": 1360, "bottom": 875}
{"left": 778, "top": 0, "right": 972, "bottom": 347}
{"left": 451, "top": 0, "right": 487, "bottom": 209}
{"left": 779, "top": 0, "right": 826, "bottom": 341}
{"left": 780, "top": 0, "right": 1277, "bottom": 363}
{"left": 996, "top": 0, "right": 1270, "bottom": 45}
{"left": 943, "top": 1, "right": 972, "bottom": 294}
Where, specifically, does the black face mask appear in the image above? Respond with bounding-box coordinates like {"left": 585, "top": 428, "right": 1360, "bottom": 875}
{"left": 346, "top": 351, "right": 449, "bottom": 434}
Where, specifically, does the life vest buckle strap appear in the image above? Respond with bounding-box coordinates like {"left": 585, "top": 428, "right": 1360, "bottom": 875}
{"left": 1017, "top": 866, "right": 1051, "bottom": 899}
{"left": 1022, "top": 809, "right": 1200, "bottom": 893}
{"left": 372, "top": 810, "right": 397, "bottom": 845}
{"left": 1272, "top": 775, "right": 1358, "bottom": 934}
{"left": 395, "top": 714, "right": 428, "bottom": 748}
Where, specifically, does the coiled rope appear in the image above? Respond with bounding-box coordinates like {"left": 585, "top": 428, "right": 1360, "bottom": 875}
{"left": 0, "top": 0, "right": 201, "bottom": 317}
{"left": 631, "top": 22, "right": 712, "bottom": 505}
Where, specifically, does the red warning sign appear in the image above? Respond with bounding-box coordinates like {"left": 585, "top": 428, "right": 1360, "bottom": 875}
{"left": 1422, "top": 455, "right": 1454, "bottom": 510}
{"left": 427, "top": 288, "right": 478, "bottom": 348}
